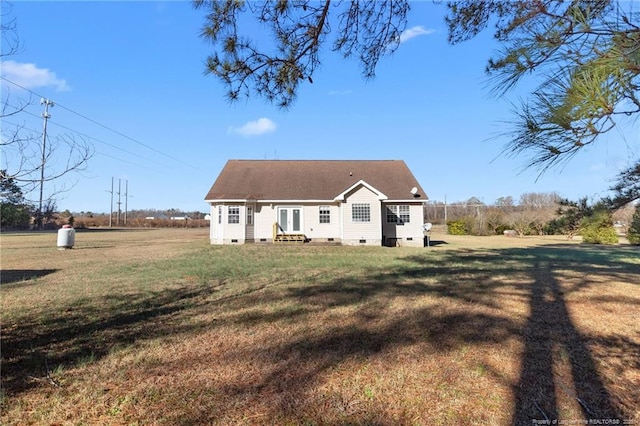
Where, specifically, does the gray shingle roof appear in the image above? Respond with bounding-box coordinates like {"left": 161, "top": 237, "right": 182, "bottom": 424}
{"left": 204, "top": 160, "right": 427, "bottom": 201}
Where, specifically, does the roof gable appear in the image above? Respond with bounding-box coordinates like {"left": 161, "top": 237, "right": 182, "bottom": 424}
{"left": 334, "top": 180, "right": 387, "bottom": 201}
{"left": 204, "top": 160, "right": 427, "bottom": 202}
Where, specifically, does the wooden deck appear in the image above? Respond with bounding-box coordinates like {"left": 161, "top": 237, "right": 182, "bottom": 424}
{"left": 273, "top": 233, "right": 306, "bottom": 243}
{"left": 272, "top": 223, "right": 306, "bottom": 243}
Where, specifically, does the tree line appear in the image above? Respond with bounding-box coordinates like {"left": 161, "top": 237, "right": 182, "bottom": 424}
{"left": 426, "top": 192, "right": 640, "bottom": 245}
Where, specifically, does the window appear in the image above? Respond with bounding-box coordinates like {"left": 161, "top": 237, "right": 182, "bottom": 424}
{"left": 228, "top": 206, "right": 240, "bottom": 224}
{"left": 399, "top": 205, "right": 410, "bottom": 223}
{"left": 246, "top": 205, "right": 254, "bottom": 225}
{"left": 386, "top": 205, "right": 410, "bottom": 224}
{"left": 319, "top": 206, "right": 330, "bottom": 224}
{"left": 217, "top": 206, "right": 222, "bottom": 224}
{"left": 352, "top": 203, "right": 370, "bottom": 222}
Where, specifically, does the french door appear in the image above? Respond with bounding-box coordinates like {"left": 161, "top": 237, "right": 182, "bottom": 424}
{"left": 277, "top": 207, "right": 302, "bottom": 233}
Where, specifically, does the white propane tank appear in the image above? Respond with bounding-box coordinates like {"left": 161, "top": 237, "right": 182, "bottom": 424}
{"left": 57, "top": 225, "right": 75, "bottom": 249}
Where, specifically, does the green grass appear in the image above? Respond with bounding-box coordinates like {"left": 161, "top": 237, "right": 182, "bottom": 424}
{"left": 1, "top": 229, "right": 639, "bottom": 425}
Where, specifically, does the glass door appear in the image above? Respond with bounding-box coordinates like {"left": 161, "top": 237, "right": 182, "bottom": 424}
{"left": 277, "top": 207, "right": 302, "bottom": 233}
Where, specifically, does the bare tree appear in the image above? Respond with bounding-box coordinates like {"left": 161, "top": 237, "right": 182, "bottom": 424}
{"left": 519, "top": 192, "right": 561, "bottom": 210}
{"left": 484, "top": 206, "right": 506, "bottom": 234}
{"left": 1, "top": 3, "right": 94, "bottom": 228}
{"left": 506, "top": 210, "right": 532, "bottom": 237}
{"left": 518, "top": 192, "right": 561, "bottom": 235}
{"left": 612, "top": 202, "right": 636, "bottom": 235}
{"left": 0, "top": 2, "right": 32, "bottom": 140}
{"left": 1, "top": 2, "right": 21, "bottom": 59}
{"left": 495, "top": 196, "right": 515, "bottom": 209}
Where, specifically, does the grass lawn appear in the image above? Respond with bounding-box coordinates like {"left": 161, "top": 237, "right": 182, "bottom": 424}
{"left": 1, "top": 228, "right": 639, "bottom": 425}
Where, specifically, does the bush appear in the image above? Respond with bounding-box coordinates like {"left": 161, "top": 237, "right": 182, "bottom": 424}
{"left": 495, "top": 224, "right": 511, "bottom": 235}
{"left": 581, "top": 226, "right": 619, "bottom": 245}
{"left": 544, "top": 218, "right": 565, "bottom": 235}
{"left": 627, "top": 207, "right": 640, "bottom": 245}
{"left": 576, "top": 203, "right": 618, "bottom": 245}
{"left": 447, "top": 220, "right": 467, "bottom": 235}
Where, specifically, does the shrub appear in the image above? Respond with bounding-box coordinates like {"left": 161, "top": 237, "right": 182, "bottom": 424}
{"left": 447, "top": 220, "right": 467, "bottom": 235}
{"left": 495, "top": 224, "right": 511, "bottom": 235}
{"left": 580, "top": 208, "right": 618, "bottom": 245}
{"left": 544, "top": 219, "right": 564, "bottom": 235}
{"left": 581, "top": 226, "right": 619, "bottom": 245}
{"left": 627, "top": 207, "right": 640, "bottom": 245}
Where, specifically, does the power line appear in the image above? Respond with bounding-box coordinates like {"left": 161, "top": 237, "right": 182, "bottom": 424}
{"left": 3, "top": 119, "right": 166, "bottom": 173}
{"left": 47, "top": 119, "right": 172, "bottom": 168}
{"left": 1, "top": 76, "right": 201, "bottom": 171}
{"left": 4, "top": 108, "right": 150, "bottom": 160}
{"left": 94, "top": 151, "right": 163, "bottom": 173}
{"left": 54, "top": 103, "right": 200, "bottom": 170}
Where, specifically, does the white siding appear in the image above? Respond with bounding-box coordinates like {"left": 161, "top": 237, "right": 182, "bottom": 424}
{"left": 303, "top": 204, "right": 341, "bottom": 242}
{"left": 381, "top": 203, "right": 425, "bottom": 247}
{"left": 224, "top": 205, "right": 245, "bottom": 242}
{"left": 254, "top": 203, "right": 277, "bottom": 241}
{"left": 209, "top": 204, "right": 218, "bottom": 244}
{"left": 208, "top": 203, "right": 246, "bottom": 244}
{"left": 341, "top": 186, "right": 382, "bottom": 246}
{"left": 252, "top": 203, "right": 342, "bottom": 242}
{"left": 209, "top": 197, "right": 425, "bottom": 246}
{"left": 209, "top": 204, "right": 227, "bottom": 244}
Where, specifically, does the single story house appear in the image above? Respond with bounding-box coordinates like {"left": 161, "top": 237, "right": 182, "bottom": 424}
{"left": 204, "top": 160, "right": 428, "bottom": 246}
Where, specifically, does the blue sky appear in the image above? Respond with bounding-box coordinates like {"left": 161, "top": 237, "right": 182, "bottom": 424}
{"left": 2, "top": 1, "right": 638, "bottom": 213}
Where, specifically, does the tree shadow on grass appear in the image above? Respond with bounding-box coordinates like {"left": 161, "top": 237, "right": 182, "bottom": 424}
{"left": 185, "top": 243, "right": 638, "bottom": 424}
{"left": 1, "top": 284, "right": 214, "bottom": 395}
{"left": 2, "top": 243, "right": 638, "bottom": 424}
{"left": 408, "top": 244, "right": 638, "bottom": 423}
{"left": 512, "top": 259, "right": 623, "bottom": 423}
{"left": 0, "top": 269, "right": 59, "bottom": 286}
{"left": 209, "top": 309, "right": 518, "bottom": 425}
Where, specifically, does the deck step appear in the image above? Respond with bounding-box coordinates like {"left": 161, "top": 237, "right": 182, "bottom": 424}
{"left": 274, "top": 234, "right": 306, "bottom": 243}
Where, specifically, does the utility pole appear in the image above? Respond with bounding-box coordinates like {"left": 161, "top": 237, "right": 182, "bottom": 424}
{"left": 444, "top": 195, "right": 448, "bottom": 232}
{"left": 116, "top": 178, "right": 122, "bottom": 226}
{"left": 38, "top": 98, "right": 54, "bottom": 229}
{"left": 124, "top": 180, "right": 129, "bottom": 226}
{"left": 107, "top": 177, "right": 114, "bottom": 228}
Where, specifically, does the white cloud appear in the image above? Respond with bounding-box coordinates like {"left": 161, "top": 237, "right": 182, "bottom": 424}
{"left": 328, "top": 89, "right": 353, "bottom": 96}
{"left": 399, "top": 26, "right": 435, "bottom": 44}
{"left": 229, "top": 117, "right": 277, "bottom": 137}
{"left": 1, "top": 60, "right": 71, "bottom": 92}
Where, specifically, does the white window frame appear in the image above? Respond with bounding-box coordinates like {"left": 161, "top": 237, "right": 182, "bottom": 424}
{"left": 386, "top": 205, "right": 410, "bottom": 224}
{"left": 319, "top": 205, "right": 330, "bottom": 224}
{"left": 228, "top": 206, "right": 240, "bottom": 224}
{"left": 246, "top": 205, "right": 254, "bottom": 225}
{"left": 352, "top": 203, "right": 371, "bottom": 223}
{"left": 217, "top": 205, "right": 222, "bottom": 224}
